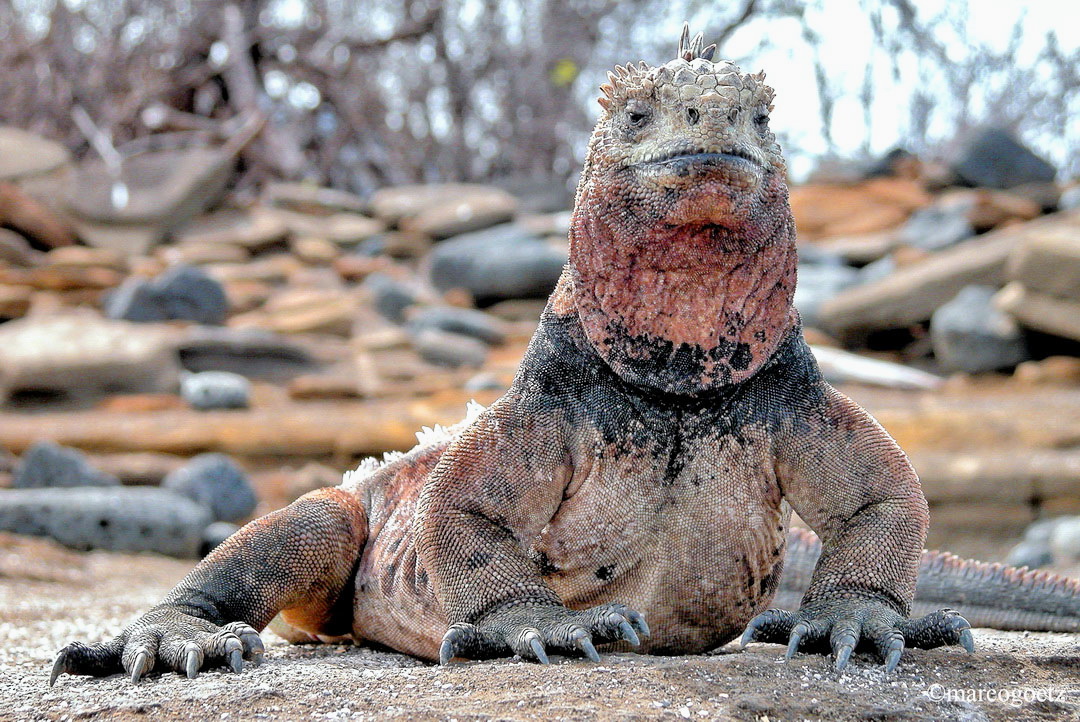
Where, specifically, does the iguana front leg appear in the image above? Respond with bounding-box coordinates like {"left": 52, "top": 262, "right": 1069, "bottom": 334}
{"left": 743, "top": 385, "right": 973, "bottom": 672}
{"left": 50, "top": 487, "right": 366, "bottom": 685}
{"left": 416, "top": 399, "right": 648, "bottom": 664}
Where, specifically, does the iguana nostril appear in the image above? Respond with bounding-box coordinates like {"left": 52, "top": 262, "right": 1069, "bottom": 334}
{"left": 687, "top": 107, "right": 700, "bottom": 125}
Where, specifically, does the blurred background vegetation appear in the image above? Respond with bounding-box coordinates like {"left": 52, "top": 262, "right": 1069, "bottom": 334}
{"left": 1, "top": 0, "right": 1076, "bottom": 203}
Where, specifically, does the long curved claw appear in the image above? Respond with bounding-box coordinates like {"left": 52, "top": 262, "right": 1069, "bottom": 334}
{"left": 184, "top": 643, "right": 202, "bottom": 679}
{"left": 785, "top": 621, "right": 810, "bottom": 662}
{"left": 524, "top": 632, "right": 549, "bottom": 664}
{"left": 130, "top": 649, "right": 152, "bottom": 684}
{"left": 832, "top": 631, "right": 857, "bottom": 672}
{"left": 959, "top": 628, "right": 975, "bottom": 653}
{"left": 224, "top": 637, "right": 243, "bottom": 674}
{"left": 617, "top": 620, "right": 641, "bottom": 647}
{"left": 573, "top": 631, "right": 601, "bottom": 663}
{"left": 626, "top": 610, "right": 650, "bottom": 638}
{"left": 883, "top": 637, "right": 904, "bottom": 674}
{"left": 49, "top": 649, "right": 68, "bottom": 687}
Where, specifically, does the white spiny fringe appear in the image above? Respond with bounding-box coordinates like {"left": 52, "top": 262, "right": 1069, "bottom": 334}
{"left": 340, "top": 400, "right": 488, "bottom": 490}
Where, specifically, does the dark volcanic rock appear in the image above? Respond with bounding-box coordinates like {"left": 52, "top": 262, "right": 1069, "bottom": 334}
{"left": 411, "top": 328, "right": 489, "bottom": 368}
{"left": 428, "top": 224, "right": 567, "bottom": 304}
{"left": 0, "top": 486, "right": 211, "bottom": 557}
{"left": 951, "top": 128, "right": 1056, "bottom": 190}
{"left": 930, "top": 285, "right": 1030, "bottom": 373}
{"left": 13, "top": 441, "right": 119, "bottom": 489}
{"left": 105, "top": 264, "right": 228, "bottom": 325}
{"left": 163, "top": 453, "right": 257, "bottom": 523}
{"left": 362, "top": 272, "right": 424, "bottom": 323}
{"left": 406, "top": 306, "right": 507, "bottom": 346}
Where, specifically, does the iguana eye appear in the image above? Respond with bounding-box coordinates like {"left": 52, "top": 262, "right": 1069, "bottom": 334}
{"left": 754, "top": 113, "right": 770, "bottom": 131}
{"left": 626, "top": 108, "right": 650, "bottom": 128}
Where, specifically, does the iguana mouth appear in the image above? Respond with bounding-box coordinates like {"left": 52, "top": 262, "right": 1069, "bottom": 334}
{"left": 632, "top": 147, "right": 762, "bottom": 169}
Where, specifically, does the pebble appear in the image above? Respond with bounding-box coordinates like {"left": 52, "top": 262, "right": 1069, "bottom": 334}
{"left": 181, "top": 371, "right": 251, "bottom": 410}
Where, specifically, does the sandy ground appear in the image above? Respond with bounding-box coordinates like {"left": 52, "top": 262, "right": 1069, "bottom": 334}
{"left": 1, "top": 538, "right": 1077, "bottom": 722}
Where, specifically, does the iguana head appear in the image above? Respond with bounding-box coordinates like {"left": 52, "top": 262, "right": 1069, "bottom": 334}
{"left": 562, "top": 25, "right": 798, "bottom": 395}
{"left": 575, "top": 24, "right": 785, "bottom": 232}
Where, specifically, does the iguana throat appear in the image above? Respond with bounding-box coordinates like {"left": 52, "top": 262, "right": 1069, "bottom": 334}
{"left": 567, "top": 170, "right": 798, "bottom": 395}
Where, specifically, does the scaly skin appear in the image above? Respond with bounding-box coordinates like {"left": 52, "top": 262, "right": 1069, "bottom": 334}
{"left": 51, "top": 25, "right": 996, "bottom": 686}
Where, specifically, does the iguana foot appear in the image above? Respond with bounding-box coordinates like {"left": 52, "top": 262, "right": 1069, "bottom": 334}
{"left": 739, "top": 600, "right": 972, "bottom": 673}
{"left": 439, "top": 602, "right": 649, "bottom": 665}
{"left": 49, "top": 607, "right": 264, "bottom": 686}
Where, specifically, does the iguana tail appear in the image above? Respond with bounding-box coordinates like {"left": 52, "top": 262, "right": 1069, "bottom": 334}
{"left": 776, "top": 527, "right": 1080, "bottom": 632}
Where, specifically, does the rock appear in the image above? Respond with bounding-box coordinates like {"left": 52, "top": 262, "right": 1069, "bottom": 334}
{"left": 411, "top": 328, "right": 489, "bottom": 368}
{"left": 181, "top": 371, "right": 251, "bottom": 410}
{"left": 950, "top": 127, "right": 1056, "bottom": 190}
{"left": 13, "top": 440, "right": 119, "bottom": 488}
{"left": 0, "top": 311, "right": 180, "bottom": 403}
{"left": 201, "top": 521, "right": 240, "bottom": 556}
{"left": 427, "top": 224, "right": 567, "bottom": 304}
{"left": 86, "top": 451, "right": 185, "bottom": 486}
{"left": 222, "top": 279, "right": 274, "bottom": 314}
{"left": 485, "top": 299, "right": 549, "bottom": 323}
{"left": 371, "top": 183, "right": 515, "bottom": 226}
{"left": 996, "top": 282, "right": 1080, "bottom": 342}
{"left": 406, "top": 306, "right": 508, "bottom": 346}
{"left": 0, "top": 127, "right": 70, "bottom": 181}
{"left": 1014, "top": 356, "right": 1080, "bottom": 386}
{"left": 284, "top": 462, "right": 343, "bottom": 502}
{"left": 96, "top": 394, "right": 186, "bottom": 413}
{"left": 163, "top": 453, "right": 257, "bottom": 523}
{"left": 176, "top": 208, "right": 289, "bottom": 252}
{"left": 262, "top": 182, "right": 371, "bottom": 216}
{"left": 1060, "top": 186, "right": 1080, "bottom": 211}
{"left": 0, "top": 229, "right": 43, "bottom": 267}
{"left": 333, "top": 255, "right": 393, "bottom": 282}
{"left": 0, "top": 264, "right": 122, "bottom": 291}
{"left": 954, "top": 189, "right": 1043, "bottom": 232}
{"left": 175, "top": 326, "right": 313, "bottom": 378}
{"left": 788, "top": 178, "right": 930, "bottom": 241}
{"left": 1049, "top": 517, "right": 1080, "bottom": 563}
{"left": 66, "top": 146, "right": 235, "bottom": 255}
{"left": 105, "top": 264, "right": 229, "bottom": 325}
{"left": 287, "top": 374, "right": 362, "bottom": 401}
{"left": 810, "top": 345, "right": 943, "bottom": 390}
{"left": 160, "top": 241, "right": 250, "bottom": 266}
{"left": 894, "top": 201, "right": 973, "bottom": 252}
{"left": 0, "top": 486, "right": 211, "bottom": 557}
{"left": 361, "top": 272, "right": 427, "bottom": 323}
{"left": 1007, "top": 215, "right": 1080, "bottom": 301}
{"left": 262, "top": 207, "right": 385, "bottom": 244}
{"left": 241, "top": 288, "right": 358, "bottom": 336}
{"left": 818, "top": 211, "right": 1080, "bottom": 339}
{"left": 930, "top": 286, "right": 1029, "bottom": 373}
{"left": 1004, "top": 540, "right": 1054, "bottom": 569}
{"left": 0, "top": 181, "right": 77, "bottom": 249}
{"left": 205, "top": 255, "right": 304, "bottom": 286}
{"left": 804, "top": 231, "right": 894, "bottom": 265}
{"left": 1023, "top": 518, "right": 1062, "bottom": 544}
{"left": 291, "top": 236, "right": 340, "bottom": 264}
{"left": 45, "top": 246, "right": 127, "bottom": 272}
{"left": 464, "top": 371, "right": 504, "bottom": 392}
{"left": 400, "top": 188, "right": 518, "bottom": 239}
{"left": 0, "top": 285, "right": 31, "bottom": 319}
{"left": 793, "top": 263, "right": 859, "bottom": 329}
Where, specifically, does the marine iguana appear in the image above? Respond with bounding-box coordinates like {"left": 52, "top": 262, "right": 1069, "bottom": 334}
{"left": 49, "top": 26, "right": 1080, "bottom": 686}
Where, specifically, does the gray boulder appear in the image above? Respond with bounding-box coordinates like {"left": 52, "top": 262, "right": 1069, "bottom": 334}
{"left": 105, "top": 264, "right": 228, "bottom": 325}
{"left": 411, "top": 328, "right": 489, "bottom": 369}
{"left": 163, "top": 453, "right": 257, "bottom": 523}
{"left": 428, "top": 224, "right": 567, "bottom": 304}
{"left": 13, "top": 440, "right": 119, "bottom": 489}
{"left": 0, "top": 486, "right": 211, "bottom": 557}
{"left": 794, "top": 262, "right": 859, "bottom": 329}
{"left": 951, "top": 128, "right": 1056, "bottom": 190}
{"left": 895, "top": 203, "right": 973, "bottom": 252}
{"left": 931, "top": 285, "right": 1030, "bottom": 373}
